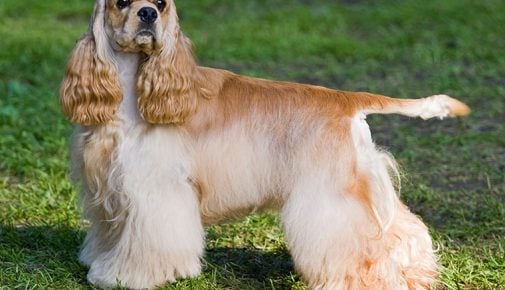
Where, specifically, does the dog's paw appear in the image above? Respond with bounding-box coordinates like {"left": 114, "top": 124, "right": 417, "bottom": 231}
{"left": 86, "top": 254, "right": 202, "bottom": 289}
{"left": 173, "top": 255, "right": 202, "bottom": 279}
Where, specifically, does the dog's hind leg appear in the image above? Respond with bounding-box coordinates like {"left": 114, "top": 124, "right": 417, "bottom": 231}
{"left": 85, "top": 127, "right": 204, "bottom": 289}
{"left": 282, "top": 169, "right": 437, "bottom": 289}
{"left": 281, "top": 120, "right": 437, "bottom": 289}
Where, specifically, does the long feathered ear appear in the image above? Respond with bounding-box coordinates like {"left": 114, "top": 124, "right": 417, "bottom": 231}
{"left": 137, "top": 2, "right": 198, "bottom": 124}
{"left": 60, "top": 0, "right": 122, "bottom": 125}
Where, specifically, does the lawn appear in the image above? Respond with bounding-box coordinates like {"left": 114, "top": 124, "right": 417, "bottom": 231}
{"left": 0, "top": 0, "right": 504, "bottom": 289}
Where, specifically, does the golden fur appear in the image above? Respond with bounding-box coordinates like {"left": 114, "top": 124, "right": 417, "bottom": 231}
{"left": 60, "top": 1, "right": 470, "bottom": 289}
{"left": 60, "top": 34, "right": 122, "bottom": 125}
{"left": 137, "top": 33, "right": 200, "bottom": 124}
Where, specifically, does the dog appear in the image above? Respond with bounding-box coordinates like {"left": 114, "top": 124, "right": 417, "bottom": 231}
{"left": 60, "top": 0, "right": 470, "bottom": 289}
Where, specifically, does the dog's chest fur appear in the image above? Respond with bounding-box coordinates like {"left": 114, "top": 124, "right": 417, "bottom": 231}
{"left": 74, "top": 52, "right": 192, "bottom": 214}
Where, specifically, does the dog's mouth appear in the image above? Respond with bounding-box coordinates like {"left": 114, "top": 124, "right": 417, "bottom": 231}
{"left": 137, "top": 29, "right": 155, "bottom": 37}
{"left": 135, "top": 29, "right": 156, "bottom": 45}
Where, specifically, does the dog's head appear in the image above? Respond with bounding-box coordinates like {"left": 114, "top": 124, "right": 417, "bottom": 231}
{"left": 60, "top": 0, "right": 198, "bottom": 125}
{"left": 105, "top": 0, "right": 174, "bottom": 54}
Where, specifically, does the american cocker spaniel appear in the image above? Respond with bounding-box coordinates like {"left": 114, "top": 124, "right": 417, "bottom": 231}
{"left": 60, "top": 0, "right": 470, "bottom": 289}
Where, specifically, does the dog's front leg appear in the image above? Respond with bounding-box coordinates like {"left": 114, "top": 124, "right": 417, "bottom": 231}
{"left": 85, "top": 127, "right": 204, "bottom": 289}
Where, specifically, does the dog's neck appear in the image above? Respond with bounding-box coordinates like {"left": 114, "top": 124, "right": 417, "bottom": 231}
{"left": 114, "top": 51, "right": 142, "bottom": 124}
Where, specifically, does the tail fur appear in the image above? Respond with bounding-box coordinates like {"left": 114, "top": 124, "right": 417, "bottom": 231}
{"left": 347, "top": 92, "right": 471, "bottom": 119}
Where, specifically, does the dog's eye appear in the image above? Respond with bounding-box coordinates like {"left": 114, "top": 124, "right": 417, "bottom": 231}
{"left": 155, "top": 0, "right": 166, "bottom": 12}
{"left": 117, "top": 0, "right": 131, "bottom": 9}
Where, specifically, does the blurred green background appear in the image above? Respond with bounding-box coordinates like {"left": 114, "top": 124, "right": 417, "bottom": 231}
{"left": 0, "top": 0, "right": 503, "bottom": 289}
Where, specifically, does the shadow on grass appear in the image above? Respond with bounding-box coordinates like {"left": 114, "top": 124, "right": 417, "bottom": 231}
{"left": 205, "top": 246, "right": 297, "bottom": 288}
{"left": 0, "top": 223, "right": 89, "bottom": 285}
{"left": 0, "top": 223, "right": 298, "bottom": 288}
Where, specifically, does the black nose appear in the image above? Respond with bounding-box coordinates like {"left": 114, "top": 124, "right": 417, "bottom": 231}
{"left": 137, "top": 7, "right": 158, "bottom": 25}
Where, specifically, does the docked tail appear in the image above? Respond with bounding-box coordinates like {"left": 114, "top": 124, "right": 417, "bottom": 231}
{"left": 348, "top": 92, "right": 471, "bottom": 119}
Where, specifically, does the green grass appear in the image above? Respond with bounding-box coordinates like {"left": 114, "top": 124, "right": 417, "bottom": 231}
{"left": 0, "top": 0, "right": 503, "bottom": 289}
